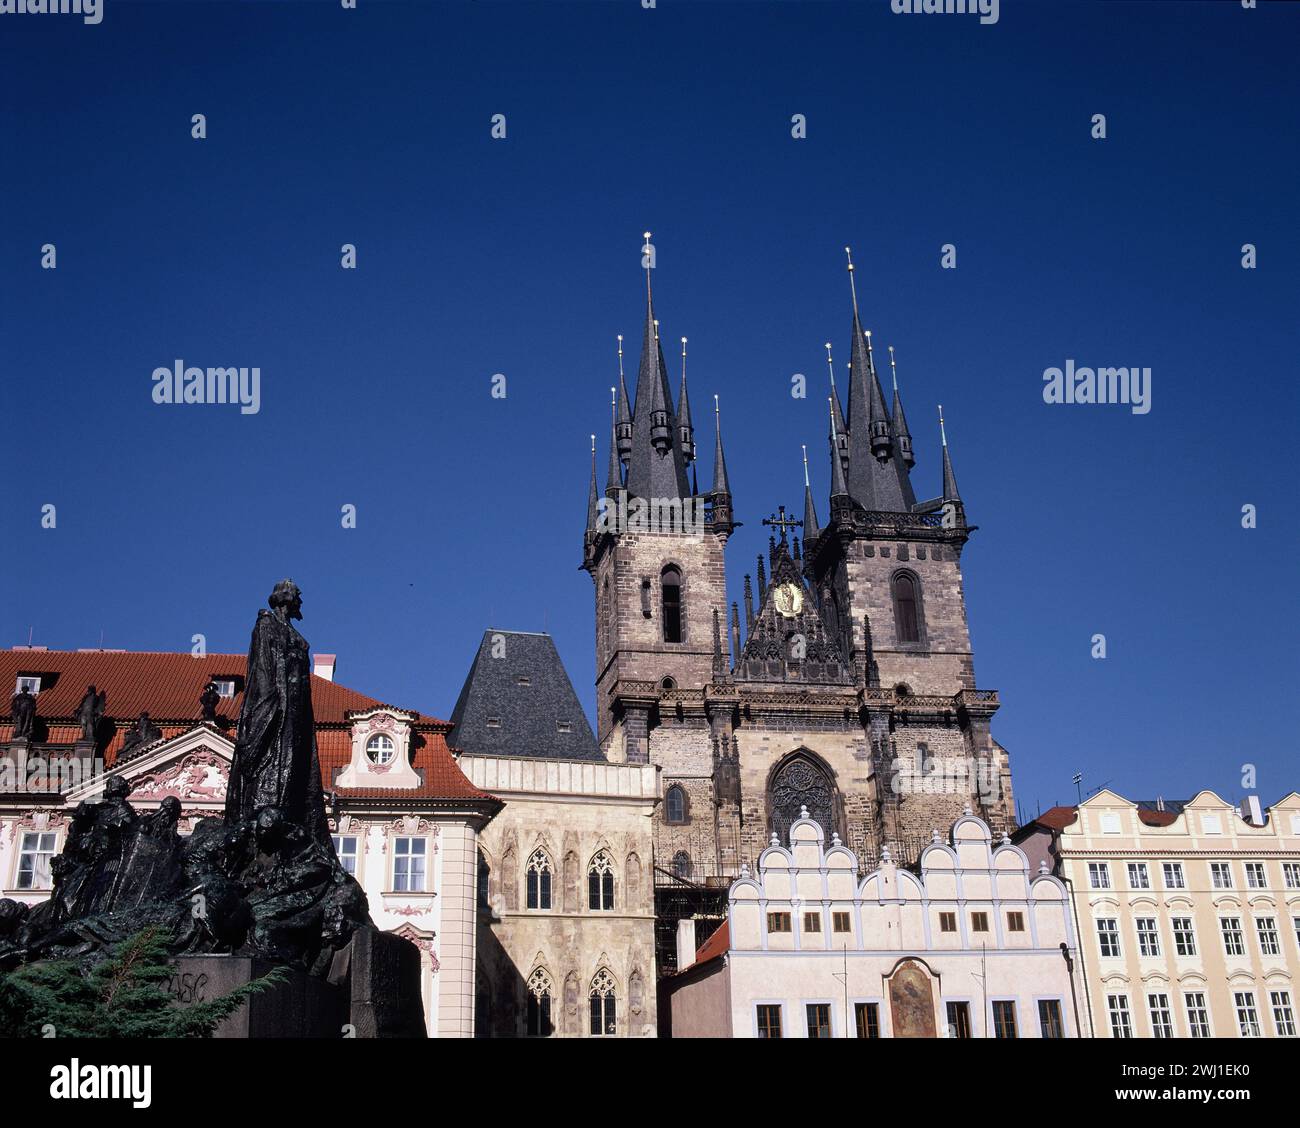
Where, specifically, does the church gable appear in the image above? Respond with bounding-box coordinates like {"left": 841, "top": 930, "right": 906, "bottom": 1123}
{"left": 734, "top": 540, "right": 849, "bottom": 685}
{"left": 64, "top": 725, "right": 234, "bottom": 809}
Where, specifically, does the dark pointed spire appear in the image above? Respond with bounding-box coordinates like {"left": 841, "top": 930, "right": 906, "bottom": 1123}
{"left": 606, "top": 390, "right": 623, "bottom": 497}
{"left": 677, "top": 336, "right": 696, "bottom": 463}
{"left": 712, "top": 609, "right": 725, "bottom": 679}
{"left": 743, "top": 574, "right": 754, "bottom": 627}
{"left": 625, "top": 231, "right": 690, "bottom": 501}
{"left": 756, "top": 555, "right": 768, "bottom": 606}
{"left": 826, "top": 342, "right": 849, "bottom": 478}
{"left": 616, "top": 335, "right": 633, "bottom": 463}
{"left": 939, "top": 404, "right": 962, "bottom": 503}
{"left": 828, "top": 396, "right": 849, "bottom": 500}
{"left": 730, "top": 602, "right": 741, "bottom": 662}
{"left": 802, "top": 443, "right": 820, "bottom": 542}
{"left": 586, "top": 432, "right": 600, "bottom": 540}
{"left": 888, "top": 345, "right": 915, "bottom": 470}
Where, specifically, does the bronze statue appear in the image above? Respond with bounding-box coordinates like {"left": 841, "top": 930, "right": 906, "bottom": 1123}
{"left": 74, "top": 685, "right": 105, "bottom": 742}
{"left": 10, "top": 687, "right": 36, "bottom": 740}
{"left": 199, "top": 681, "right": 221, "bottom": 723}
{"left": 224, "top": 580, "right": 329, "bottom": 845}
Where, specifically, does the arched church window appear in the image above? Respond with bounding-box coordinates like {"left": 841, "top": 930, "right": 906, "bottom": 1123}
{"left": 892, "top": 572, "right": 921, "bottom": 643}
{"left": 661, "top": 567, "right": 683, "bottom": 643}
{"left": 526, "top": 967, "right": 554, "bottom": 1037}
{"left": 671, "top": 850, "right": 692, "bottom": 881}
{"left": 589, "top": 968, "right": 617, "bottom": 1036}
{"left": 588, "top": 851, "right": 615, "bottom": 910}
{"left": 768, "top": 753, "right": 838, "bottom": 844}
{"left": 526, "top": 848, "right": 553, "bottom": 910}
{"left": 665, "top": 784, "right": 688, "bottom": 824}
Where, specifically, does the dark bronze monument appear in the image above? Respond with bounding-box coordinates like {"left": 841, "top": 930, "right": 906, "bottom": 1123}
{"left": 0, "top": 581, "right": 425, "bottom": 1037}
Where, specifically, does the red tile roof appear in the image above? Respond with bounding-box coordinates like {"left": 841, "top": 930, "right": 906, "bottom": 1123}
{"left": 692, "top": 920, "right": 730, "bottom": 967}
{"left": 1, "top": 648, "right": 495, "bottom": 805}
{"left": 1024, "top": 804, "right": 1181, "bottom": 832}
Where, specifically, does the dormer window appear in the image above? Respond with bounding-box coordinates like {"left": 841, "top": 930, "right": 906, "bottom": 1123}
{"left": 517, "top": 676, "right": 532, "bottom": 687}
{"left": 212, "top": 679, "right": 237, "bottom": 698}
{"left": 366, "top": 734, "right": 395, "bottom": 765}
{"left": 486, "top": 717, "right": 501, "bottom": 729}
{"left": 15, "top": 676, "right": 41, "bottom": 695}
{"left": 557, "top": 720, "right": 573, "bottom": 734}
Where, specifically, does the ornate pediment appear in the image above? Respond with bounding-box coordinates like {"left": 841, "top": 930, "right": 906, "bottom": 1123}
{"left": 736, "top": 541, "right": 849, "bottom": 685}
{"left": 63, "top": 725, "right": 234, "bottom": 809}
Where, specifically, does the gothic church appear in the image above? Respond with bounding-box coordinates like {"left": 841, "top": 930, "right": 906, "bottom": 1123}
{"left": 581, "top": 247, "right": 1015, "bottom": 948}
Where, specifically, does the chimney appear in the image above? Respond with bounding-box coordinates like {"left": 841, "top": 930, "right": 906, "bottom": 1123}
{"left": 676, "top": 918, "right": 697, "bottom": 970}
{"left": 1240, "top": 795, "right": 1264, "bottom": 826}
{"left": 1156, "top": 796, "right": 1165, "bottom": 811}
{"left": 313, "top": 654, "right": 337, "bottom": 682}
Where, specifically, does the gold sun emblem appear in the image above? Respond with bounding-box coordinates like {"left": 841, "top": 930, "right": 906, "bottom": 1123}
{"left": 773, "top": 582, "right": 803, "bottom": 618}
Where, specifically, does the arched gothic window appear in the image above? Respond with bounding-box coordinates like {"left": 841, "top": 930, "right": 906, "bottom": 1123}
{"left": 892, "top": 572, "right": 921, "bottom": 644}
{"left": 665, "top": 784, "right": 688, "bottom": 825}
{"left": 768, "top": 752, "right": 838, "bottom": 844}
{"left": 526, "top": 967, "right": 554, "bottom": 1037}
{"left": 589, "top": 968, "right": 617, "bottom": 1036}
{"left": 526, "top": 848, "right": 553, "bottom": 910}
{"left": 588, "top": 851, "right": 615, "bottom": 910}
{"left": 661, "top": 567, "right": 683, "bottom": 643}
{"left": 671, "top": 850, "right": 692, "bottom": 881}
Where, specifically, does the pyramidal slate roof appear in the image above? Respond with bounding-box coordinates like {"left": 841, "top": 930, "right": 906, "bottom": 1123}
{"left": 448, "top": 630, "right": 603, "bottom": 761}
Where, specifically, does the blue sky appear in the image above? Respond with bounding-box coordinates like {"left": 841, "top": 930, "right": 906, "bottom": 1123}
{"left": 2, "top": 1, "right": 1297, "bottom": 818}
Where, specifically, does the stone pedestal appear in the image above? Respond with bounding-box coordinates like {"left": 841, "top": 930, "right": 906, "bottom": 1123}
{"left": 168, "top": 955, "right": 347, "bottom": 1038}
{"left": 329, "top": 926, "right": 427, "bottom": 1038}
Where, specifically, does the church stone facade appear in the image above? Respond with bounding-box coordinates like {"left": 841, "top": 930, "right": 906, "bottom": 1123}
{"left": 582, "top": 250, "right": 1015, "bottom": 967}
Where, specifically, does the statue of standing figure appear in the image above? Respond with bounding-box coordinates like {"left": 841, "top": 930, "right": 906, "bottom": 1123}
{"left": 74, "top": 686, "right": 105, "bottom": 743}
{"left": 224, "top": 580, "right": 329, "bottom": 846}
{"left": 10, "top": 687, "right": 36, "bottom": 740}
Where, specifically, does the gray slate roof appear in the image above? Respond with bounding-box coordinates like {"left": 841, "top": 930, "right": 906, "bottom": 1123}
{"left": 448, "top": 630, "right": 604, "bottom": 761}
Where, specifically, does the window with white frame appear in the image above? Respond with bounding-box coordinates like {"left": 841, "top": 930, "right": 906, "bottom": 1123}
{"left": 1088, "top": 862, "right": 1111, "bottom": 890}
{"left": 1184, "top": 992, "right": 1211, "bottom": 1038}
{"left": 1162, "top": 862, "right": 1185, "bottom": 889}
{"left": 212, "top": 679, "right": 237, "bottom": 698}
{"left": 1220, "top": 917, "right": 1245, "bottom": 957}
{"left": 1270, "top": 991, "right": 1296, "bottom": 1037}
{"left": 365, "top": 734, "right": 395, "bottom": 765}
{"left": 1127, "top": 862, "right": 1150, "bottom": 889}
{"left": 331, "top": 834, "right": 359, "bottom": 877}
{"left": 1284, "top": 863, "right": 1300, "bottom": 889}
{"left": 16, "top": 832, "right": 58, "bottom": 890}
{"left": 1256, "top": 916, "right": 1280, "bottom": 957}
{"left": 1136, "top": 917, "right": 1161, "bottom": 958}
{"left": 1210, "top": 862, "right": 1233, "bottom": 889}
{"left": 1234, "top": 991, "right": 1261, "bottom": 1037}
{"left": 15, "top": 676, "right": 41, "bottom": 695}
{"left": 392, "top": 836, "right": 426, "bottom": 892}
{"left": 1172, "top": 917, "right": 1197, "bottom": 957}
{"left": 1148, "top": 993, "right": 1173, "bottom": 1039}
{"left": 1107, "top": 994, "right": 1132, "bottom": 1038}
{"left": 1245, "top": 862, "right": 1266, "bottom": 890}
{"left": 1096, "top": 918, "right": 1121, "bottom": 957}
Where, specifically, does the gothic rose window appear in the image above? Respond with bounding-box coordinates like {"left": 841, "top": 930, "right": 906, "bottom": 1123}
{"left": 589, "top": 968, "right": 617, "bottom": 1036}
{"left": 526, "top": 848, "right": 553, "bottom": 909}
{"left": 588, "top": 851, "right": 615, "bottom": 910}
{"left": 768, "top": 754, "right": 837, "bottom": 843}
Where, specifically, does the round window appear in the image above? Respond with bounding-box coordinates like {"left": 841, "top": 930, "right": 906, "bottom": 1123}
{"left": 366, "top": 734, "right": 395, "bottom": 764}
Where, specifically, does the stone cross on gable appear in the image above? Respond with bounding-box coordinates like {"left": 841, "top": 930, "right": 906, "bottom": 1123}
{"left": 761, "top": 505, "right": 802, "bottom": 540}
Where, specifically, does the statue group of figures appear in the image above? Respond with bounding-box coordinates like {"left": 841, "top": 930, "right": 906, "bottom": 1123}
{"left": 0, "top": 581, "right": 373, "bottom": 977}
{"left": 9, "top": 678, "right": 228, "bottom": 747}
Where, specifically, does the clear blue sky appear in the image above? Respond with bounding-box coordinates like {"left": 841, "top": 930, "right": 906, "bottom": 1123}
{"left": 2, "top": 1, "right": 1297, "bottom": 818}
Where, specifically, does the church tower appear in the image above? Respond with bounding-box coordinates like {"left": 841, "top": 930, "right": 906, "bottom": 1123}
{"left": 582, "top": 239, "right": 735, "bottom": 765}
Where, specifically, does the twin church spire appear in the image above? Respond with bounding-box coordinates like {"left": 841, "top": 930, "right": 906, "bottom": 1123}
{"left": 585, "top": 236, "right": 965, "bottom": 550}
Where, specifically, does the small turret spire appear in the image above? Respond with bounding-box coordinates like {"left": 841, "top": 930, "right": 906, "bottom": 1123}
{"left": 888, "top": 345, "right": 915, "bottom": 470}
{"left": 586, "top": 432, "right": 600, "bottom": 539}
{"left": 616, "top": 334, "right": 633, "bottom": 462}
{"left": 711, "top": 394, "right": 733, "bottom": 526}
{"left": 605, "top": 391, "right": 623, "bottom": 497}
{"left": 677, "top": 336, "right": 695, "bottom": 463}
{"left": 826, "top": 342, "right": 849, "bottom": 474}
{"left": 828, "top": 396, "right": 849, "bottom": 500}
{"left": 712, "top": 609, "right": 725, "bottom": 680}
{"left": 802, "top": 444, "right": 820, "bottom": 542}
{"left": 730, "top": 602, "right": 741, "bottom": 662}
{"left": 756, "top": 555, "right": 768, "bottom": 606}
{"left": 743, "top": 574, "right": 754, "bottom": 626}
{"left": 939, "top": 404, "right": 962, "bottom": 504}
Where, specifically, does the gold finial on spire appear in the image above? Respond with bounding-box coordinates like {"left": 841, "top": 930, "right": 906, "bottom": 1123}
{"left": 591, "top": 433, "right": 596, "bottom": 455}
{"left": 617, "top": 334, "right": 624, "bottom": 378}
{"left": 864, "top": 328, "right": 874, "bottom": 364}
{"left": 938, "top": 404, "right": 948, "bottom": 446}
{"left": 653, "top": 318, "right": 659, "bottom": 342}
{"left": 825, "top": 342, "right": 836, "bottom": 390}
{"left": 888, "top": 345, "right": 898, "bottom": 392}
{"left": 844, "top": 245, "right": 860, "bottom": 319}
{"left": 802, "top": 443, "right": 811, "bottom": 488}
{"left": 610, "top": 387, "right": 617, "bottom": 425}
{"left": 714, "top": 392, "right": 720, "bottom": 424}
{"left": 681, "top": 336, "right": 687, "bottom": 379}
